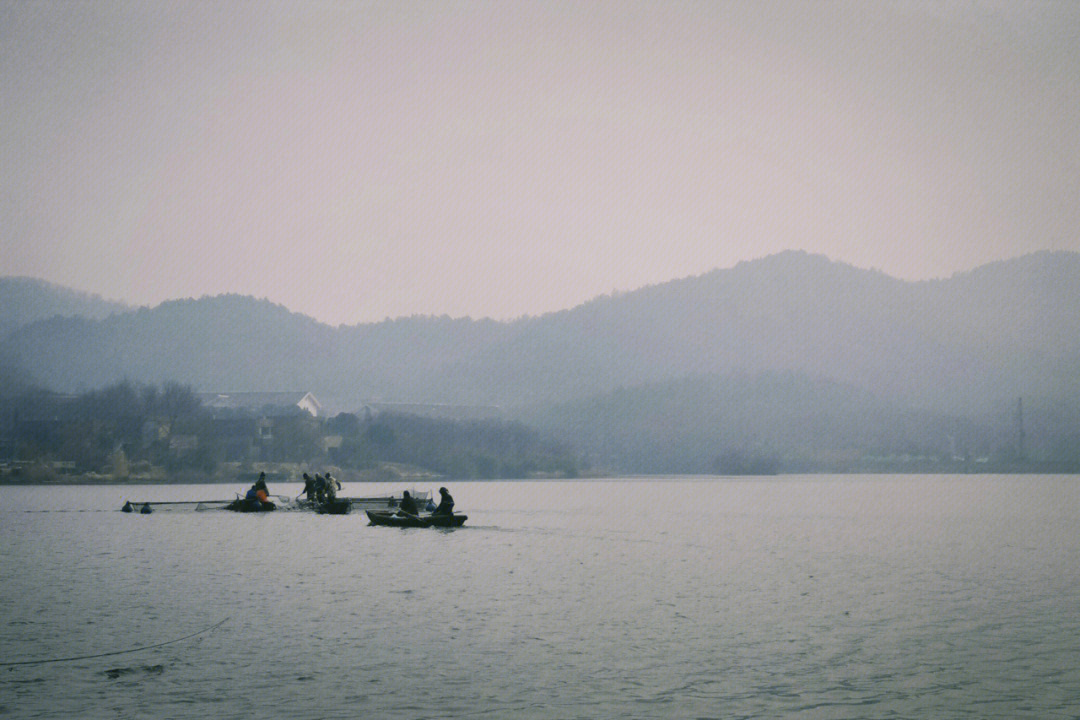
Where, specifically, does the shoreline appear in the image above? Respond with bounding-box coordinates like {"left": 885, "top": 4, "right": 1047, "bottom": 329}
{"left": 1, "top": 467, "right": 1075, "bottom": 486}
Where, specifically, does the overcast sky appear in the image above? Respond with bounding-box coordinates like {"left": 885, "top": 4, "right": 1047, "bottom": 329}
{"left": 2, "top": 1, "right": 1078, "bottom": 325}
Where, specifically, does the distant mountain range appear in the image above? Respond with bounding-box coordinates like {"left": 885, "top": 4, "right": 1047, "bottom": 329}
{"left": 0, "top": 277, "right": 129, "bottom": 339}
{"left": 3, "top": 251, "right": 1078, "bottom": 471}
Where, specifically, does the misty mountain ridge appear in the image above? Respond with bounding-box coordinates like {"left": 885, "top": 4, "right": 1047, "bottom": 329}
{"left": 3, "top": 250, "right": 1077, "bottom": 418}
{"left": 0, "top": 276, "right": 131, "bottom": 340}
{"left": 442, "top": 250, "right": 1080, "bottom": 412}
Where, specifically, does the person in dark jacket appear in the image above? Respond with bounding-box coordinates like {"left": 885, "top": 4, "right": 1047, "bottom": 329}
{"left": 432, "top": 487, "right": 454, "bottom": 516}
{"left": 300, "top": 473, "right": 317, "bottom": 502}
{"left": 324, "top": 472, "right": 340, "bottom": 501}
{"left": 398, "top": 490, "right": 419, "bottom": 516}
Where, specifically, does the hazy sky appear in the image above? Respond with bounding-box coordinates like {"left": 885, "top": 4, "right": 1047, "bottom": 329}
{"left": 3, "top": 1, "right": 1079, "bottom": 325}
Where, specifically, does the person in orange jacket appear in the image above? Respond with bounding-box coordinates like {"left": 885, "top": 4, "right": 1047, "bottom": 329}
{"left": 244, "top": 473, "right": 274, "bottom": 510}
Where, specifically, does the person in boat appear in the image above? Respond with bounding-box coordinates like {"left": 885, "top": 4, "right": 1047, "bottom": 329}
{"left": 312, "top": 474, "right": 327, "bottom": 503}
{"left": 432, "top": 487, "right": 454, "bottom": 516}
{"left": 245, "top": 473, "right": 274, "bottom": 510}
{"left": 300, "top": 473, "right": 317, "bottom": 502}
{"left": 324, "top": 472, "right": 340, "bottom": 501}
{"left": 398, "top": 490, "right": 419, "bottom": 516}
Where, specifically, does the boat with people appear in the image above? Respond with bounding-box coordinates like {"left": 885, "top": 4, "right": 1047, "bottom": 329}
{"left": 312, "top": 498, "right": 352, "bottom": 515}
{"left": 294, "top": 490, "right": 431, "bottom": 511}
{"left": 121, "top": 490, "right": 431, "bottom": 515}
{"left": 224, "top": 497, "right": 277, "bottom": 512}
{"left": 123, "top": 472, "right": 289, "bottom": 514}
{"left": 121, "top": 473, "right": 444, "bottom": 518}
{"left": 224, "top": 473, "right": 278, "bottom": 512}
{"left": 366, "top": 486, "right": 465, "bottom": 527}
{"left": 121, "top": 494, "right": 292, "bottom": 514}
{"left": 365, "top": 510, "right": 467, "bottom": 528}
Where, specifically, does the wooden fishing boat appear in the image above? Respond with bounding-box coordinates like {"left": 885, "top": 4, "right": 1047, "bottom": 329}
{"left": 365, "top": 510, "right": 467, "bottom": 528}
{"left": 296, "top": 491, "right": 431, "bottom": 512}
{"left": 312, "top": 498, "right": 352, "bottom": 515}
{"left": 121, "top": 493, "right": 292, "bottom": 514}
{"left": 224, "top": 498, "right": 277, "bottom": 513}
{"left": 122, "top": 490, "right": 430, "bottom": 515}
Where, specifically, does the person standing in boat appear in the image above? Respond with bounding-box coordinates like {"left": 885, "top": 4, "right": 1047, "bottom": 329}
{"left": 312, "top": 474, "right": 327, "bottom": 503}
{"left": 324, "top": 472, "right": 340, "bottom": 501}
{"left": 245, "top": 473, "right": 274, "bottom": 510}
{"left": 398, "top": 490, "right": 419, "bottom": 516}
{"left": 300, "top": 473, "right": 317, "bottom": 502}
{"left": 432, "top": 487, "right": 454, "bottom": 516}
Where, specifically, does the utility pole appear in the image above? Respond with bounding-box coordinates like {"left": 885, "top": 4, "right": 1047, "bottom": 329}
{"left": 1015, "top": 397, "right": 1025, "bottom": 462}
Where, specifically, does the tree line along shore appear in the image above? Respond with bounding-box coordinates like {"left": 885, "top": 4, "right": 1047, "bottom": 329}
{"left": 0, "top": 382, "right": 583, "bottom": 484}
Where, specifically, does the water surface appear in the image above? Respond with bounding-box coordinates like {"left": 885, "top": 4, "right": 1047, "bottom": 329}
{"left": 2, "top": 476, "right": 1078, "bottom": 719}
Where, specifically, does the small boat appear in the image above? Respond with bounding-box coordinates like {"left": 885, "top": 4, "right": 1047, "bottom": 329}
{"left": 122, "top": 493, "right": 294, "bottom": 513}
{"left": 365, "top": 510, "right": 467, "bottom": 528}
{"left": 313, "top": 498, "right": 352, "bottom": 515}
{"left": 297, "top": 492, "right": 430, "bottom": 512}
{"left": 224, "top": 498, "right": 277, "bottom": 513}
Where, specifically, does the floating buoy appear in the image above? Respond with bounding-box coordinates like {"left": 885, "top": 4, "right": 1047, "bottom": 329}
{"left": 121, "top": 501, "right": 133, "bottom": 513}
{"left": 140, "top": 504, "right": 152, "bottom": 514}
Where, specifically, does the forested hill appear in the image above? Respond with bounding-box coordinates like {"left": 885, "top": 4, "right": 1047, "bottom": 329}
{"left": 0, "top": 276, "right": 130, "bottom": 339}
{"left": 477, "top": 250, "right": 1080, "bottom": 414}
{"left": 3, "top": 250, "right": 1079, "bottom": 418}
{"left": 3, "top": 295, "right": 337, "bottom": 393}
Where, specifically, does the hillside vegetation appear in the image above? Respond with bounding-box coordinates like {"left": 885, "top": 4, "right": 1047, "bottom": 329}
{"left": 3, "top": 251, "right": 1077, "bottom": 473}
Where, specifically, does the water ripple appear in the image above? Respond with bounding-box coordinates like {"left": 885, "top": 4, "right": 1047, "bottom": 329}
{"left": 2, "top": 478, "right": 1080, "bottom": 718}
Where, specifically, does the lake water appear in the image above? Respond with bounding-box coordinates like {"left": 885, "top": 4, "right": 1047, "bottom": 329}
{"left": 1, "top": 476, "right": 1078, "bottom": 719}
